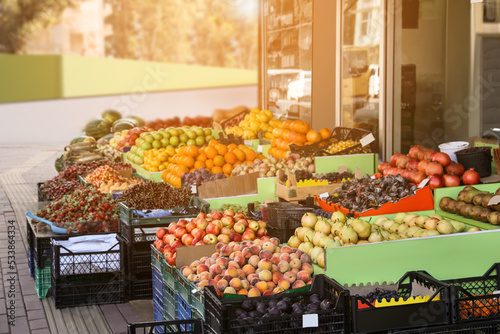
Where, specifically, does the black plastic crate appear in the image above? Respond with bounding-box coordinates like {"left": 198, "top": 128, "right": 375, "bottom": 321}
{"left": 266, "top": 202, "right": 302, "bottom": 227}
{"left": 349, "top": 271, "right": 452, "bottom": 333}
{"left": 27, "top": 218, "right": 68, "bottom": 269}
{"left": 127, "top": 278, "right": 153, "bottom": 301}
{"left": 127, "top": 319, "right": 205, "bottom": 334}
{"left": 119, "top": 235, "right": 153, "bottom": 279}
{"left": 51, "top": 238, "right": 121, "bottom": 279}
{"left": 390, "top": 319, "right": 500, "bottom": 333}
{"left": 268, "top": 207, "right": 314, "bottom": 242}
{"left": 443, "top": 262, "right": 500, "bottom": 324}
{"left": 153, "top": 267, "right": 164, "bottom": 325}
{"left": 119, "top": 196, "right": 209, "bottom": 229}
{"left": 52, "top": 272, "right": 125, "bottom": 308}
{"left": 204, "top": 274, "right": 350, "bottom": 334}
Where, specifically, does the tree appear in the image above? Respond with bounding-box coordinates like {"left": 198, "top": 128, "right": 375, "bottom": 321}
{"left": 104, "top": 0, "right": 258, "bottom": 69}
{"left": 0, "top": 0, "right": 83, "bottom": 53}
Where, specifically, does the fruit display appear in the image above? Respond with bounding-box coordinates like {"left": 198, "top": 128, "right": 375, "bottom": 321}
{"left": 119, "top": 181, "right": 192, "bottom": 210}
{"left": 219, "top": 202, "right": 262, "bottom": 217}
{"left": 181, "top": 168, "right": 227, "bottom": 188}
{"left": 62, "top": 141, "right": 104, "bottom": 165}
{"left": 183, "top": 238, "right": 314, "bottom": 297}
{"left": 378, "top": 145, "right": 478, "bottom": 190}
{"left": 146, "top": 115, "right": 212, "bottom": 130}
{"left": 361, "top": 288, "right": 411, "bottom": 303}
{"left": 161, "top": 141, "right": 264, "bottom": 187}
{"left": 109, "top": 126, "right": 153, "bottom": 151}
{"left": 84, "top": 165, "right": 142, "bottom": 193}
{"left": 287, "top": 211, "right": 482, "bottom": 267}
{"left": 225, "top": 108, "right": 279, "bottom": 140}
{"left": 34, "top": 186, "right": 119, "bottom": 233}
{"left": 84, "top": 118, "right": 112, "bottom": 140}
{"left": 153, "top": 209, "right": 269, "bottom": 266}
{"left": 141, "top": 147, "right": 178, "bottom": 172}
{"left": 324, "top": 174, "right": 417, "bottom": 213}
{"left": 125, "top": 126, "right": 215, "bottom": 166}
{"left": 439, "top": 186, "right": 500, "bottom": 225}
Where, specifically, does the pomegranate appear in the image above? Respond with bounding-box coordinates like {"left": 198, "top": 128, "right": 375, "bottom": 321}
{"left": 425, "top": 162, "right": 444, "bottom": 176}
{"left": 429, "top": 175, "right": 445, "bottom": 190}
{"left": 408, "top": 145, "right": 424, "bottom": 159}
{"left": 423, "top": 149, "right": 437, "bottom": 161}
{"left": 377, "top": 162, "right": 392, "bottom": 174}
{"left": 432, "top": 152, "right": 451, "bottom": 167}
{"left": 418, "top": 160, "right": 431, "bottom": 173}
{"left": 411, "top": 171, "right": 427, "bottom": 185}
{"left": 462, "top": 169, "right": 480, "bottom": 185}
{"left": 391, "top": 153, "right": 402, "bottom": 167}
{"left": 406, "top": 159, "right": 419, "bottom": 171}
{"left": 443, "top": 174, "right": 461, "bottom": 187}
{"left": 446, "top": 162, "right": 465, "bottom": 177}
{"left": 396, "top": 155, "right": 411, "bottom": 169}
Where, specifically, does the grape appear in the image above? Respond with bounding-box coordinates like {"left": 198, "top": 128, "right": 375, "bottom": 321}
{"left": 119, "top": 181, "right": 192, "bottom": 210}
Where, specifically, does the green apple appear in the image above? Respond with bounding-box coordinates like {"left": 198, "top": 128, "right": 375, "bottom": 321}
{"left": 135, "top": 138, "right": 144, "bottom": 146}
{"left": 162, "top": 132, "right": 171, "bottom": 139}
{"left": 170, "top": 129, "right": 179, "bottom": 137}
{"left": 144, "top": 134, "right": 155, "bottom": 143}
{"left": 179, "top": 133, "right": 188, "bottom": 143}
{"left": 195, "top": 128, "right": 204, "bottom": 137}
{"left": 161, "top": 138, "right": 169, "bottom": 147}
{"left": 205, "top": 135, "right": 215, "bottom": 142}
{"left": 152, "top": 140, "right": 162, "bottom": 149}
{"left": 130, "top": 146, "right": 138, "bottom": 154}
{"left": 153, "top": 132, "right": 163, "bottom": 140}
{"left": 204, "top": 128, "right": 212, "bottom": 136}
{"left": 195, "top": 136, "right": 205, "bottom": 146}
{"left": 140, "top": 142, "right": 152, "bottom": 151}
{"left": 169, "top": 136, "right": 179, "bottom": 146}
{"left": 186, "top": 139, "right": 196, "bottom": 146}
{"left": 186, "top": 131, "right": 197, "bottom": 139}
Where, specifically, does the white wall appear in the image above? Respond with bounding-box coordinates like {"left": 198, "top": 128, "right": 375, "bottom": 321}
{"left": 0, "top": 85, "right": 258, "bottom": 145}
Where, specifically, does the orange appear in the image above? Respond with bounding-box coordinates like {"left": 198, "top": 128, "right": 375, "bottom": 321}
{"left": 205, "top": 146, "right": 218, "bottom": 159}
{"left": 183, "top": 156, "right": 195, "bottom": 168}
{"left": 215, "top": 144, "right": 228, "bottom": 156}
{"left": 319, "top": 127, "right": 331, "bottom": 140}
{"left": 212, "top": 166, "right": 223, "bottom": 174}
{"left": 227, "top": 143, "right": 238, "bottom": 151}
{"left": 306, "top": 130, "right": 322, "bottom": 143}
{"left": 196, "top": 153, "right": 207, "bottom": 162}
{"left": 185, "top": 146, "right": 199, "bottom": 157}
{"left": 282, "top": 119, "right": 292, "bottom": 129}
{"left": 194, "top": 161, "right": 205, "bottom": 169}
{"left": 208, "top": 139, "right": 219, "bottom": 147}
{"left": 205, "top": 159, "right": 215, "bottom": 170}
{"left": 223, "top": 164, "right": 233, "bottom": 175}
{"left": 224, "top": 152, "right": 237, "bottom": 164}
{"left": 213, "top": 155, "right": 225, "bottom": 167}
{"left": 233, "top": 148, "right": 246, "bottom": 162}
{"left": 244, "top": 149, "right": 257, "bottom": 161}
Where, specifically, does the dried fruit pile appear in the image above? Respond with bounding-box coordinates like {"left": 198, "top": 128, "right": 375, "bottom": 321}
{"left": 40, "top": 161, "right": 133, "bottom": 200}
{"left": 35, "top": 186, "right": 119, "bottom": 233}
{"left": 84, "top": 165, "right": 141, "bottom": 193}
{"left": 119, "top": 181, "right": 192, "bottom": 210}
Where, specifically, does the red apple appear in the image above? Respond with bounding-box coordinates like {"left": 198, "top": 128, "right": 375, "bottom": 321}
{"left": 206, "top": 223, "right": 220, "bottom": 236}
{"left": 258, "top": 221, "right": 267, "bottom": 229}
{"left": 196, "top": 218, "right": 209, "bottom": 231}
{"left": 256, "top": 227, "right": 267, "bottom": 238}
{"left": 234, "top": 213, "right": 246, "bottom": 221}
{"left": 170, "top": 240, "right": 182, "bottom": 249}
{"left": 191, "top": 228, "right": 206, "bottom": 239}
{"left": 233, "top": 222, "right": 245, "bottom": 234}
{"left": 192, "top": 237, "right": 202, "bottom": 245}
{"left": 196, "top": 240, "right": 206, "bottom": 245}
{"left": 185, "top": 222, "right": 197, "bottom": 233}
{"left": 203, "top": 233, "right": 218, "bottom": 244}
{"left": 224, "top": 209, "right": 235, "bottom": 217}
{"left": 156, "top": 228, "right": 167, "bottom": 239}
{"left": 236, "top": 219, "right": 248, "bottom": 228}
{"left": 220, "top": 226, "right": 231, "bottom": 235}
{"left": 217, "top": 234, "right": 230, "bottom": 243}
{"left": 212, "top": 220, "right": 223, "bottom": 230}
{"left": 181, "top": 234, "right": 195, "bottom": 246}
{"left": 229, "top": 232, "right": 241, "bottom": 242}
{"left": 248, "top": 221, "right": 260, "bottom": 232}
{"left": 242, "top": 229, "right": 256, "bottom": 241}
{"left": 168, "top": 222, "right": 178, "bottom": 235}
{"left": 221, "top": 215, "right": 234, "bottom": 228}
{"left": 163, "top": 234, "right": 174, "bottom": 245}
{"left": 174, "top": 227, "right": 187, "bottom": 239}
{"left": 163, "top": 244, "right": 172, "bottom": 254}
{"left": 167, "top": 252, "right": 176, "bottom": 266}
{"left": 212, "top": 211, "right": 223, "bottom": 220}
{"left": 197, "top": 212, "right": 207, "bottom": 219}
{"left": 177, "top": 219, "right": 188, "bottom": 227}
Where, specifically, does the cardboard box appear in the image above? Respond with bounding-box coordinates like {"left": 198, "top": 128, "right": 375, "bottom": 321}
{"left": 197, "top": 172, "right": 260, "bottom": 199}
{"left": 175, "top": 244, "right": 216, "bottom": 268}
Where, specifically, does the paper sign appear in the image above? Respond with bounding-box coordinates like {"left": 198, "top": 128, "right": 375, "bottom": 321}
{"left": 487, "top": 195, "right": 500, "bottom": 206}
{"left": 190, "top": 185, "right": 197, "bottom": 194}
{"left": 471, "top": 0, "right": 483, "bottom": 3}
{"left": 302, "top": 314, "right": 319, "bottom": 328}
{"left": 257, "top": 145, "right": 263, "bottom": 153}
{"left": 418, "top": 178, "right": 430, "bottom": 189}
{"left": 244, "top": 140, "right": 253, "bottom": 146}
{"left": 338, "top": 166, "right": 348, "bottom": 173}
{"left": 360, "top": 133, "right": 376, "bottom": 147}
{"left": 319, "top": 192, "right": 329, "bottom": 199}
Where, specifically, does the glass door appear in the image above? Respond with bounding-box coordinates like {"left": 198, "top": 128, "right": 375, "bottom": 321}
{"left": 340, "top": 0, "right": 384, "bottom": 154}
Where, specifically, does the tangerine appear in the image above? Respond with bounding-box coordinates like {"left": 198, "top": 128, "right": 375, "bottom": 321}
{"left": 205, "top": 146, "right": 218, "bottom": 159}
{"left": 213, "top": 155, "right": 225, "bottom": 167}
{"left": 224, "top": 152, "right": 237, "bottom": 164}
{"left": 223, "top": 163, "right": 233, "bottom": 175}
{"left": 212, "top": 166, "right": 223, "bottom": 174}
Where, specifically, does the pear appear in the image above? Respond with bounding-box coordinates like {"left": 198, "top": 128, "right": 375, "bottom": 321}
{"left": 315, "top": 219, "right": 332, "bottom": 235}
{"left": 295, "top": 226, "right": 312, "bottom": 241}
{"left": 396, "top": 224, "right": 410, "bottom": 235}
{"left": 301, "top": 212, "right": 318, "bottom": 228}
{"left": 368, "top": 231, "right": 385, "bottom": 243}
{"left": 313, "top": 231, "right": 327, "bottom": 247}
{"left": 413, "top": 229, "right": 425, "bottom": 238}
{"left": 394, "top": 212, "right": 408, "bottom": 225}
{"left": 415, "top": 215, "right": 429, "bottom": 228}
{"left": 331, "top": 222, "right": 345, "bottom": 237}
{"left": 317, "top": 251, "right": 325, "bottom": 268}
{"left": 467, "top": 227, "right": 481, "bottom": 232}
{"left": 437, "top": 220, "right": 455, "bottom": 234}
{"left": 331, "top": 211, "right": 346, "bottom": 223}
{"left": 389, "top": 223, "right": 401, "bottom": 233}
{"left": 429, "top": 213, "right": 443, "bottom": 220}
{"left": 374, "top": 217, "right": 389, "bottom": 226}
{"left": 341, "top": 227, "right": 359, "bottom": 244}
{"left": 405, "top": 226, "right": 423, "bottom": 238}
{"left": 423, "top": 218, "right": 439, "bottom": 230}
{"left": 371, "top": 224, "right": 380, "bottom": 232}
{"left": 387, "top": 233, "right": 401, "bottom": 241}
{"left": 352, "top": 219, "right": 372, "bottom": 239}
{"left": 310, "top": 246, "right": 324, "bottom": 263}
{"left": 298, "top": 241, "right": 314, "bottom": 254}
{"left": 304, "top": 230, "right": 315, "bottom": 243}
{"left": 381, "top": 230, "right": 391, "bottom": 239}
{"left": 357, "top": 240, "right": 370, "bottom": 245}
{"left": 324, "top": 238, "right": 341, "bottom": 249}
{"left": 426, "top": 230, "right": 441, "bottom": 236}
{"left": 382, "top": 220, "right": 396, "bottom": 231}
{"left": 403, "top": 214, "right": 419, "bottom": 226}
{"left": 406, "top": 217, "right": 419, "bottom": 227}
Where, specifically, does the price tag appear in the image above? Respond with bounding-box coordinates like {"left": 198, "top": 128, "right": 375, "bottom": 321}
{"left": 487, "top": 195, "right": 500, "bottom": 206}
{"left": 302, "top": 314, "right": 319, "bottom": 328}
{"left": 418, "top": 178, "right": 430, "bottom": 189}
{"left": 319, "top": 192, "right": 329, "bottom": 199}
{"left": 244, "top": 140, "right": 253, "bottom": 146}
{"left": 190, "top": 185, "right": 197, "bottom": 194}
{"left": 471, "top": 0, "right": 483, "bottom": 3}
{"left": 360, "top": 133, "right": 375, "bottom": 147}
{"left": 257, "top": 145, "right": 263, "bottom": 153}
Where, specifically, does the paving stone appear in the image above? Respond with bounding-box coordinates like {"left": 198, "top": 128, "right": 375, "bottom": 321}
{"left": 0, "top": 298, "right": 5, "bottom": 315}
{"left": 0, "top": 314, "right": 9, "bottom": 333}
{"left": 9, "top": 316, "right": 29, "bottom": 334}
{"left": 30, "top": 328, "right": 50, "bottom": 334}
{"left": 27, "top": 309, "right": 46, "bottom": 321}
{"left": 29, "top": 317, "right": 48, "bottom": 330}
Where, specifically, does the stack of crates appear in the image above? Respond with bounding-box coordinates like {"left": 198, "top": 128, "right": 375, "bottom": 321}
{"left": 27, "top": 219, "right": 68, "bottom": 299}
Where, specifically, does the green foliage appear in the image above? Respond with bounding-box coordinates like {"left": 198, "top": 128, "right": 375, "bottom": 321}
{"left": 104, "top": 0, "right": 258, "bottom": 69}
{"left": 0, "top": 0, "right": 82, "bottom": 53}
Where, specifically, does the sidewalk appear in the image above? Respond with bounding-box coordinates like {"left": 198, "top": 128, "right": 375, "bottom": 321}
{"left": 0, "top": 145, "right": 153, "bottom": 334}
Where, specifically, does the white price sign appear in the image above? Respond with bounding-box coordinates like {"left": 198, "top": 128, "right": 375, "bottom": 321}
{"left": 244, "top": 140, "right": 253, "bottom": 146}
{"left": 257, "top": 145, "right": 263, "bottom": 153}
{"left": 190, "top": 185, "right": 197, "bottom": 194}
{"left": 360, "top": 133, "right": 375, "bottom": 147}
{"left": 302, "top": 314, "right": 319, "bottom": 328}
{"left": 418, "top": 178, "right": 430, "bottom": 189}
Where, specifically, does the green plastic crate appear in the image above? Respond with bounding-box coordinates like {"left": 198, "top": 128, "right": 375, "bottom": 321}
{"left": 161, "top": 258, "right": 176, "bottom": 290}
{"left": 151, "top": 244, "right": 163, "bottom": 273}
{"left": 163, "top": 277, "right": 177, "bottom": 322}
{"left": 175, "top": 268, "right": 204, "bottom": 318}
{"left": 35, "top": 264, "right": 51, "bottom": 299}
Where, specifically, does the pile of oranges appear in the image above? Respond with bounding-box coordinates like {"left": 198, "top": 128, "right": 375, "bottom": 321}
{"left": 142, "top": 147, "right": 177, "bottom": 172}
{"left": 161, "top": 140, "right": 265, "bottom": 187}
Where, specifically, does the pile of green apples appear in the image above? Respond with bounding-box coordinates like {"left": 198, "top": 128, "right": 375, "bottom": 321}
{"left": 126, "top": 126, "right": 214, "bottom": 165}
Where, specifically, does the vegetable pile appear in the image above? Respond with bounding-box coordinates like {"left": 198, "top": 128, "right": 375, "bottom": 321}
{"left": 119, "top": 181, "right": 192, "bottom": 210}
